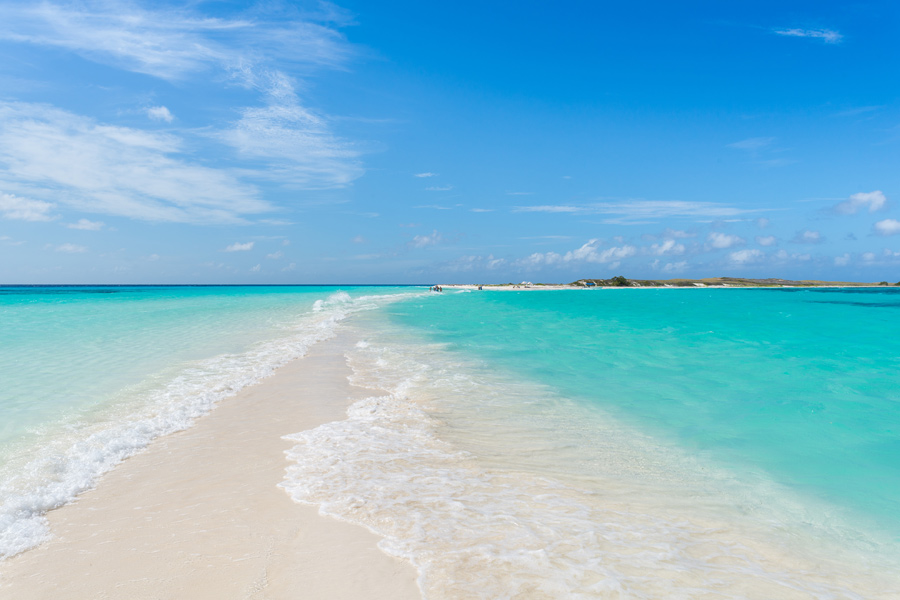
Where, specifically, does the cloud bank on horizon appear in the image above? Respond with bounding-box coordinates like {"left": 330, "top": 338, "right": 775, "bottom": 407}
{"left": 0, "top": 0, "right": 898, "bottom": 283}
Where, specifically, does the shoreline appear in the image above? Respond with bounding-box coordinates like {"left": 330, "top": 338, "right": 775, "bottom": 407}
{"left": 0, "top": 332, "right": 420, "bottom": 599}
{"left": 440, "top": 283, "right": 895, "bottom": 290}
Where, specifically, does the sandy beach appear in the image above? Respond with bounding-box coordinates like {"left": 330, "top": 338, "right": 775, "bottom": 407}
{"left": 0, "top": 333, "right": 419, "bottom": 599}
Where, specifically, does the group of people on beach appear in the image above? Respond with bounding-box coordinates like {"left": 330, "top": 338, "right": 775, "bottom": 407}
{"left": 430, "top": 285, "right": 443, "bottom": 292}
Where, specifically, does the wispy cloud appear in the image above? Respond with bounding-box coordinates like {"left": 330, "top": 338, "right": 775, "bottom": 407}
{"left": 413, "top": 172, "right": 437, "bottom": 178}
{"left": 756, "top": 235, "right": 777, "bottom": 246}
{"left": 729, "top": 248, "right": 764, "bottom": 264}
{"left": 514, "top": 239, "right": 636, "bottom": 268}
{"left": 773, "top": 28, "right": 843, "bottom": 44}
{"left": 650, "top": 239, "right": 685, "bottom": 255}
{"left": 56, "top": 242, "right": 86, "bottom": 253}
{"left": 425, "top": 185, "right": 453, "bottom": 191}
{"left": 410, "top": 230, "right": 442, "bottom": 248}
{"left": 792, "top": 230, "right": 823, "bottom": 244}
{"left": 728, "top": 137, "right": 775, "bottom": 151}
{"left": 0, "top": 2, "right": 351, "bottom": 81}
{"left": 833, "top": 106, "right": 882, "bottom": 118}
{"left": 225, "top": 241, "right": 254, "bottom": 252}
{"left": 266, "top": 250, "right": 283, "bottom": 259}
{"left": 147, "top": 106, "right": 174, "bottom": 123}
{"left": 0, "top": 3, "right": 363, "bottom": 193}
{"left": 470, "top": 208, "right": 494, "bottom": 213}
{"left": 514, "top": 200, "right": 765, "bottom": 224}
{"left": 67, "top": 218, "right": 104, "bottom": 230}
{"left": 0, "top": 191, "right": 54, "bottom": 221}
{"left": 833, "top": 190, "right": 887, "bottom": 214}
{"left": 441, "top": 254, "right": 507, "bottom": 272}
{"left": 0, "top": 102, "right": 267, "bottom": 223}
{"left": 216, "top": 72, "right": 363, "bottom": 189}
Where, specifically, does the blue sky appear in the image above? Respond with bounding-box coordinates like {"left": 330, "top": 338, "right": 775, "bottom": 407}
{"left": 0, "top": 0, "right": 898, "bottom": 283}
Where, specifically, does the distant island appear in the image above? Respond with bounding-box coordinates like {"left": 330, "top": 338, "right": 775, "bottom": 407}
{"left": 444, "top": 276, "right": 900, "bottom": 290}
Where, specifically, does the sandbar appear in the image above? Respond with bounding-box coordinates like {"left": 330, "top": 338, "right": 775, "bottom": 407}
{"left": 0, "top": 333, "right": 420, "bottom": 599}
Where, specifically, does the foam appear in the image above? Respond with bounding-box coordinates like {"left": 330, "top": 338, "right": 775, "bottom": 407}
{"left": 281, "top": 323, "right": 897, "bottom": 599}
{"left": 0, "top": 289, "right": 423, "bottom": 561}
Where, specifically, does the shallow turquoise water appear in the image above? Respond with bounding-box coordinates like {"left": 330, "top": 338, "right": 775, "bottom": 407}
{"left": 3, "top": 284, "right": 898, "bottom": 595}
{"left": 0, "top": 286, "right": 333, "bottom": 447}
{"left": 0, "top": 285, "right": 411, "bottom": 558}
{"left": 387, "top": 288, "right": 900, "bottom": 544}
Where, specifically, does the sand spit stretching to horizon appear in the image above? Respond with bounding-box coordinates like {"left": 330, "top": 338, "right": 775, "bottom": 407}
{"left": 0, "top": 333, "right": 419, "bottom": 599}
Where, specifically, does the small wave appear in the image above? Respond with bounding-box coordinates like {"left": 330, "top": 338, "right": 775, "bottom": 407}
{"left": 312, "top": 290, "right": 353, "bottom": 312}
{"left": 280, "top": 331, "right": 893, "bottom": 599}
{"left": 0, "top": 289, "right": 423, "bottom": 560}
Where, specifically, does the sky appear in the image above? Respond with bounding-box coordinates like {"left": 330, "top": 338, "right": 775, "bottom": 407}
{"left": 0, "top": 0, "right": 899, "bottom": 284}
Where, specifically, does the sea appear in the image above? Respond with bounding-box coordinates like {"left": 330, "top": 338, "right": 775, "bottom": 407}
{"left": 1, "top": 285, "right": 898, "bottom": 598}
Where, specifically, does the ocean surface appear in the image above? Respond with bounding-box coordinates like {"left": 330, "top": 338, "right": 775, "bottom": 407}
{"left": 2, "top": 285, "right": 899, "bottom": 598}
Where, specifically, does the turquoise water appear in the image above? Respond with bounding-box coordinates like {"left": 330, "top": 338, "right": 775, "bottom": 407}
{"left": 0, "top": 285, "right": 410, "bottom": 558}
{"left": 4, "top": 284, "right": 899, "bottom": 596}
{"left": 387, "top": 288, "right": 900, "bottom": 545}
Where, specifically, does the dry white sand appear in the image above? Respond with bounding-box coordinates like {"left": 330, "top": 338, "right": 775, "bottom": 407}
{"left": 0, "top": 333, "right": 420, "bottom": 600}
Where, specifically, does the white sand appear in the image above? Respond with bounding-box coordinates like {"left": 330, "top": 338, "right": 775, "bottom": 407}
{"left": 0, "top": 333, "right": 420, "bottom": 599}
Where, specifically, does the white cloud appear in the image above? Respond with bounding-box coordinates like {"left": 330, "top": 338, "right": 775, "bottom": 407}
{"left": 834, "top": 253, "right": 851, "bottom": 266}
{"left": 225, "top": 241, "right": 254, "bottom": 252}
{"left": 56, "top": 242, "right": 86, "bottom": 253}
{"left": 862, "top": 252, "right": 876, "bottom": 262}
{"left": 282, "top": 262, "right": 296, "bottom": 271}
{"left": 0, "top": 191, "right": 54, "bottom": 221}
{"left": 515, "top": 200, "right": 765, "bottom": 224}
{"left": 652, "top": 259, "right": 688, "bottom": 273}
{"left": 834, "top": 190, "right": 887, "bottom": 214}
{"left": 442, "top": 254, "right": 507, "bottom": 272}
{"left": 410, "top": 230, "right": 442, "bottom": 248}
{"left": 413, "top": 172, "right": 437, "bottom": 178}
{"left": 650, "top": 239, "right": 685, "bottom": 255}
{"left": 757, "top": 218, "right": 770, "bottom": 229}
{"left": 266, "top": 250, "right": 283, "bottom": 259}
{"left": 792, "top": 230, "right": 823, "bottom": 243}
{"left": 515, "top": 240, "right": 636, "bottom": 268}
{"left": 351, "top": 235, "right": 366, "bottom": 244}
{"left": 773, "top": 28, "right": 843, "bottom": 44}
{"left": 250, "top": 264, "right": 261, "bottom": 272}
{"left": 147, "top": 106, "right": 174, "bottom": 123}
{"left": 729, "top": 249, "right": 763, "bottom": 264}
{"left": 470, "top": 208, "right": 494, "bottom": 213}
{"left": 708, "top": 232, "right": 745, "bottom": 249}
{"left": 662, "top": 228, "right": 695, "bottom": 238}
{"left": 67, "top": 218, "right": 104, "bottom": 230}
{"left": 775, "top": 250, "right": 810, "bottom": 261}
{"left": 756, "top": 235, "right": 777, "bottom": 246}
{"left": 0, "top": 2, "right": 351, "bottom": 82}
{"left": 425, "top": 185, "right": 453, "bottom": 191}
{"left": 0, "top": 102, "right": 266, "bottom": 223}
{"left": 216, "top": 72, "right": 363, "bottom": 189}
{"left": 873, "top": 219, "right": 900, "bottom": 236}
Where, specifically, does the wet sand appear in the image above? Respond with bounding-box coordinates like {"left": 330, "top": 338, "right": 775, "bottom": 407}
{"left": 0, "top": 333, "right": 420, "bottom": 599}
